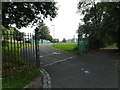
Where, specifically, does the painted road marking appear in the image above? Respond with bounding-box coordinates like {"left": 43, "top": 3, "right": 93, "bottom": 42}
{"left": 40, "top": 52, "right": 61, "bottom": 58}
{"left": 84, "top": 71, "right": 91, "bottom": 74}
{"left": 81, "top": 68, "right": 91, "bottom": 74}
{"left": 40, "top": 56, "right": 43, "bottom": 58}
{"left": 43, "top": 55, "right": 77, "bottom": 67}
{"left": 53, "top": 52, "right": 60, "bottom": 54}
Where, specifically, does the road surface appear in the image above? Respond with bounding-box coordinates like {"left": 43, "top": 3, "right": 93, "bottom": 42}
{"left": 20, "top": 44, "right": 118, "bottom": 88}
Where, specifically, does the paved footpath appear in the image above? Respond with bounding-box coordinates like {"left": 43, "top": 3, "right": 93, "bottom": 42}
{"left": 39, "top": 44, "right": 118, "bottom": 88}
{"left": 20, "top": 44, "right": 119, "bottom": 88}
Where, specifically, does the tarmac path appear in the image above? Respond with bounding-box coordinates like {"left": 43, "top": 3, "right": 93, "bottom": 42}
{"left": 20, "top": 44, "right": 118, "bottom": 88}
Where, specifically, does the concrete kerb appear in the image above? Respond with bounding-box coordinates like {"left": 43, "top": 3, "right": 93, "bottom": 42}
{"left": 40, "top": 69, "right": 52, "bottom": 88}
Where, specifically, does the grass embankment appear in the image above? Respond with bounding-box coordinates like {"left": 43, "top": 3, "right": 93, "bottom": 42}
{"left": 51, "top": 43, "right": 77, "bottom": 52}
{"left": 2, "top": 68, "right": 40, "bottom": 88}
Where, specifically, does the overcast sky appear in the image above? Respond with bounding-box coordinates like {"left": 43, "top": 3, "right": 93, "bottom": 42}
{"left": 19, "top": 0, "right": 84, "bottom": 41}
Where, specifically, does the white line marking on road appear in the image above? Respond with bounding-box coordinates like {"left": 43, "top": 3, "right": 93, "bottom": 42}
{"left": 69, "top": 57, "right": 73, "bottom": 59}
{"left": 40, "top": 56, "right": 43, "bottom": 58}
{"left": 81, "top": 68, "right": 91, "bottom": 74}
{"left": 42, "top": 54, "right": 53, "bottom": 57}
{"left": 84, "top": 70, "right": 91, "bottom": 74}
{"left": 52, "top": 52, "right": 61, "bottom": 55}
{"left": 52, "top": 52, "right": 58, "bottom": 54}
{"left": 57, "top": 52, "right": 60, "bottom": 54}
{"left": 39, "top": 52, "right": 61, "bottom": 58}
{"left": 43, "top": 55, "right": 77, "bottom": 67}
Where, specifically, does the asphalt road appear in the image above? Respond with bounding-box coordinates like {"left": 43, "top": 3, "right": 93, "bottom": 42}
{"left": 20, "top": 44, "right": 118, "bottom": 88}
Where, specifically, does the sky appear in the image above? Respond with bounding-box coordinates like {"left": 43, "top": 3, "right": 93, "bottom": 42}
{"left": 19, "top": 0, "right": 84, "bottom": 41}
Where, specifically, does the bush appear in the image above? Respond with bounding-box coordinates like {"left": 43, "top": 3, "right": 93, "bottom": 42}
{"left": 88, "top": 36, "right": 104, "bottom": 50}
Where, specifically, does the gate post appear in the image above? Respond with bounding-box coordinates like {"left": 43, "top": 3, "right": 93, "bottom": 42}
{"left": 78, "top": 33, "right": 89, "bottom": 55}
{"left": 35, "top": 27, "right": 40, "bottom": 68}
{"left": 78, "top": 32, "right": 82, "bottom": 54}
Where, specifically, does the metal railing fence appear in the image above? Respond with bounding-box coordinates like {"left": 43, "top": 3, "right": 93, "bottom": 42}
{"left": 2, "top": 31, "right": 37, "bottom": 77}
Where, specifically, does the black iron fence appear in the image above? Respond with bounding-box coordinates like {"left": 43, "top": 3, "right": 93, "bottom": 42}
{"left": 2, "top": 31, "right": 38, "bottom": 77}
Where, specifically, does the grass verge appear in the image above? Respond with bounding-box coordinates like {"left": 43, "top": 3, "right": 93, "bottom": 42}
{"left": 104, "top": 43, "right": 117, "bottom": 49}
{"left": 2, "top": 68, "right": 41, "bottom": 88}
{"left": 51, "top": 43, "right": 77, "bottom": 52}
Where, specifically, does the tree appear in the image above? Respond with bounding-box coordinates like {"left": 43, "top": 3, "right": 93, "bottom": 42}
{"left": 46, "top": 34, "right": 53, "bottom": 42}
{"left": 77, "top": 1, "right": 120, "bottom": 50}
{"left": 62, "top": 38, "right": 66, "bottom": 43}
{"left": 2, "top": 2, "right": 58, "bottom": 29}
{"left": 13, "top": 28, "right": 24, "bottom": 41}
{"left": 34, "top": 22, "right": 53, "bottom": 43}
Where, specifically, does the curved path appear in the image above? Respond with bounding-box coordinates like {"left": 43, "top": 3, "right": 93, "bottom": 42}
{"left": 20, "top": 44, "right": 118, "bottom": 88}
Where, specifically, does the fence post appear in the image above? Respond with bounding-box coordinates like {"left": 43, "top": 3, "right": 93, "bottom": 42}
{"left": 35, "top": 27, "right": 40, "bottom": 68}
{"left": 78, "top": 33, "right": 82, "bottom": 54}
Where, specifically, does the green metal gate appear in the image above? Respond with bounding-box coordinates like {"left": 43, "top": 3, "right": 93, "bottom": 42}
{"left": 2, "top": 27, "right": 41, "bottom": 77}
{"left": 78, "top": 34, "right": 88, "bottom": 54}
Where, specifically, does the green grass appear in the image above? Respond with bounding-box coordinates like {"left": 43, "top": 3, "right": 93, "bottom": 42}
{"left": 105, "top": 43, "right": 117, "bottom": 49}
{"left": 2, "top": 68, "right": 41, "bottom": 88}
{"left": 51, "top": 43, "right": 77, "bottom": 52}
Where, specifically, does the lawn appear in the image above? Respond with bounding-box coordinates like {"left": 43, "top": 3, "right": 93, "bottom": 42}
{"left": 51, "top": 43, "right": 77, "bottom": 52}
{"left": 2, "top": 68, "right": 41, "bottom": 88}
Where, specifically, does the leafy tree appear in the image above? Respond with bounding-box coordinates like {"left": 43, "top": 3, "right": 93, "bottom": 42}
{"left": 46, "top": 34, "right": 53, "bottom": 42}
{"left": 62, "top": 38, "right": 66, "bottom": 43}
{"left": 2, "top": 27, "right": 10, "bottom": 46}
{"left": 2, "top": 2, "right": 58, "bottom": 29}
{"left": 77, "top": 1, "right": 120, "bottom": 50}
{"left": 13, "top": 28, "right": 24, "bottom": 41}
{"left": 2, "top": 26, "right": 24, "bottom": 41}
{"left": 34, "top": 22, "right": 53, "bottom": 43}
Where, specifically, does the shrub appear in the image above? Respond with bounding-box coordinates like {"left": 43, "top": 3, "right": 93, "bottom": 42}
{"left": 88, "top": 36, "right": 104, "bottom": 50}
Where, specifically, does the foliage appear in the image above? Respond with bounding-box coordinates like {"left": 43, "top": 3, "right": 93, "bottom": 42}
{"left": 62, "top": 38, "right": 66, "bottom": 43}
{"left": 13, "top": 28, "right": 24, "bottom": 41}
{"left": 34, "top": 22, "right": 53, "bottom": 42}
{"left": 2, "top": 27, "right": 24, "bottom": 48}
{"left": 2, "top": 27, "right": 13, "bottom": 47}
{"left": 2, "top": 2, "right": 58, "bottom": 29}
{"left": 77, "top": 1, "right": 120, "bottom": 50}
{"left": 46, "top": 34, "right": 53, "bottom": 42}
